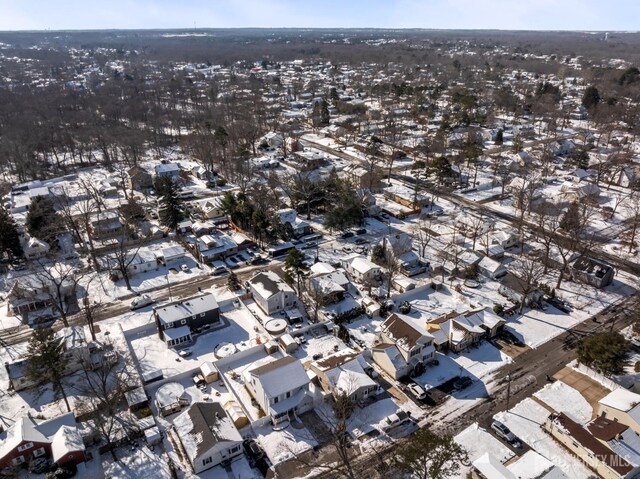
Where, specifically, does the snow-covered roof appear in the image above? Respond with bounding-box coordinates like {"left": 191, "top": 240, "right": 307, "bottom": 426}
{"left": 0, "top": 413, "right": 76, "bottom": 462}
{"left": 472, "top": 452, "right": 516, "bottom": 479}
{"left": 247, "top": 355, "right": 309, "bottom": 399}
{"left": 249, "top": 271, "right": 294, "bottom": 300}
{"left": 173, "top": 402, "right": 242, "bottom": 464}
{"left": 51, "top": 425, "right": 85, "bottom": 463}
{"left": 600, "top": 388, "right": 640, "bottom": 420}
{"left": 154, "top": 293, "right": 218, "bottom": 326}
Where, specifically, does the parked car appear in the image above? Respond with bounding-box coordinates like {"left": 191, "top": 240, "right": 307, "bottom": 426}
{"left": 180, "top": 263, "right": 190, "bottom": 272}
{"left": 407, "top": 383, "right": 427, "bottom": 400}
{"left": 340, "top": 231, "right": 355, "bottom": 239}
{"left": 130, "top": 294, "right": 154, "bottom": 310}
{"left": 354, "top": 238, "right": 368, "bottom": 245}
{"left": 45, "top": 463, "right": 77, "bottom": 479}
{"left": 178, "top": 348, "right": 193, "bottom": 358}
{"left": 29, "top": 458, "right": 50, "bottom": 474}
{"left": 491, "top": 420, "right": 521, "bottom": 448}
{"left": 243, "top": 438, "right": 265, "bottom": 460}
{"left": 354, "top": 228, "right": 367, "bottom": 235}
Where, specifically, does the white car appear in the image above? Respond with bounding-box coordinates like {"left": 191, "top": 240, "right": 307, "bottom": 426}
{"left": 178, "top": 348, "right": 193, "bottom": 358}
{"left": 491, "top": 420, "right": 521, "bottom": 447}
{"left": 407, "top": 383, "right": 427, "bottom": 400}
{"left": 130, "top": 294, "right": 154, "bottom": 310}
{"left": 180, "top": 263, "right": 190, "bottom": 272}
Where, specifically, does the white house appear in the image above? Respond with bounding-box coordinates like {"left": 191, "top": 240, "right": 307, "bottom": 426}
{"left": 173, "top": 402, "right": 243, "bottom": 473}
{"left": 309, "top": 348, "right": 378, "bottom": 402}
{"left": 247, "top": 271, "right": 299, "bottom": 315}
{"left": 22, "top": 236, "right": 50, "bottom": 260}
{"left": 477, "top": 256, "right": 507, "bottom": 280}
{"left": 340, "top": 253, "right": 381, "bottom": 285}
{"left": 243, "top": 355, "right": 312, "bottom": 425}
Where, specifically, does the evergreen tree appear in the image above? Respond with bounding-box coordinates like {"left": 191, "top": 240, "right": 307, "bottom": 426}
{"left": 394, "top": 429, "right": 468, "bottom": 479}
{"left": 494, "top": 129, "right": 504, "bottom": 145}
{"left": 0, "top": 207, "right": 23, "bottom": 259}
{"left": 157, "top": 177, "right": 184, "bottom": 230}
{"left": 285, "top": 248, "right": 308, "bottom": 294}
{"left": 560, "top": 202, "right": 581, "bottom": 231}
{"left": 577, "top": 332, "right": 629, "bottom": 376}
{"left": 26, "top": 196, "right": 62, "bottom": 244}
{"left": 582, "top": 85, "right": 601, "bottom": 109}
{"left": 26, "top": 329, "right": 71, "bottom": 412}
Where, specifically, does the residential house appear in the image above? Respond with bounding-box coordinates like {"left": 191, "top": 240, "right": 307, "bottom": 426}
{"left": 544, "top": 413, "right": 637, "bottom": 479}
{"left": 571, "top": 256, "right": 615, "bottom": 289}
{"left": 341, "top": 253, "right": 381, "bottom": 285}
{"left": 309, "top": 348, "right": 378, "bottom": 402}
{"left": 248, "top": 271, "right": 299, "bottom": 315}
{"left": 560, "top": 181, "right": 600, "bottom": 201}
{"left": 127, "top": 166, "right": 153, "bottom": 192}
{"left": 173, "top": 402, "right": 243, "bottom": 473}
{"left": 372, "top": 313, "right": 436, "bottom": 379}
{"left": 89, "top": 211, "right": 124, "bottom": 240}
{"left": 426, "top": 309, "right": 505, "bottom": 352}
{"left": 477, "top": 256, "right": 507, "bottom": 280}
{"left": 381, "top": 233, "right": 426, "bottom": 277}
{"left": 383, "top": 184, "right": 429, "bottom": 212}
{"left": 196, "top": 233, "right": 238, "bottom": 264}
{"left": 471, "top": 452, "right": 516, "bottom": 479}
{"left": 307, "top": 270, "right": 349, "bottom": 306}
{"left": 0, "top": 413, "right": 84, "bottom": 470}
{"left": 6, "top": 274, "right": 76, "bottom": 321}
{"left": 597, "top": 389, "right": 640, "bottom": 436}
{"left": 153, "top": 293, "right": 220, "bottom": 346}
{"left": 242, "top": 355, "right": 312, "bottom": 425}
{"left": 275, "top": 208, "right": 312, "bottom": 239}
{"left": 490, "top": 230, "right": 519, "bottom": 249}
{"left": 22, "top": 236, "right": 49, "bottom": 260}
{"left": 498, "top": 273, "right": 543, "bottom": 308}
{"left": 588, "top": 415, "right": 640, "bottom": 471}
{"left": 154, "top": 163, "right": 181, "bottom": 180}
{"left": 197, "top": 197, "right": 226, "bottom": 220}
{"left": 343, "top": 164, "right": 383, "bottom": 192}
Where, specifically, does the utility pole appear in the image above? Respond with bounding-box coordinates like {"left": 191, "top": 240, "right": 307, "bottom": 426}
{"left": 505, "top": 374, "right": 512, "bottom": 410}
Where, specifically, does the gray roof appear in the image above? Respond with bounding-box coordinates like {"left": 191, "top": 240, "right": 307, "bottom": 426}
{"left": 249, "top": 271, "right": 294, "bottom": 300}
{"left": 173, "top": 402, "right": 242, "bottom": 463}
{"left": 154, "top": 293, "right": 218, "bottom": 325}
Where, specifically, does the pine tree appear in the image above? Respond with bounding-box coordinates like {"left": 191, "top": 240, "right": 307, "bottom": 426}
{"left": 26, "top": 329, "right": 71, "bottom": 412}
{"left": 157, "top": 177, "right": 184, "bottom": 230}
{"left": 26, "top": 196, "right": 62, "bottom": 243}
{"left": 582, "top": 85, "right": 601, "bottom": 109}
{"left": 0, "top": 207, "right": 23, "bottom": 259}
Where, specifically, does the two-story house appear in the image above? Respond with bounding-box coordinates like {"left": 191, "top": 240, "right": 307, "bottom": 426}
{"left": 247, "top": 271, "right": 299, "bottom": 315}
{"left": 340, "top": 253, "right": 381, "bottom": 285}
{"left": 173, "top": 402, "right": 243, "bottom": 473}
{"left": 0, "top": 413, "right": 85, "bottom": 471}
{"left": 153, "top": 293, "right": 220, "bottom": 346}
{"left": 243, "top": 355, "right": 312, "bottom": 426}
{"left": 372, "top": 313, "right": 436, "bottom": 379}
{"left": 308, "top": 348, "right": 378, "bottom": 402}
{"left": 571, "top": 256, "right": 615, "bottom": 289}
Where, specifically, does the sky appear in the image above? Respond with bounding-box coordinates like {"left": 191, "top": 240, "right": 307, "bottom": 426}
{"left": 0, "top": 0, "right": 639, "bottom": 32}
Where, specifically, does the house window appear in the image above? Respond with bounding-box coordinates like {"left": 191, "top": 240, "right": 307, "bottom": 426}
{"left": 200, "top": 313, "right": 205, "bottom": 317}
{"left": 202, "top": 457, "right": 213, "bottom": 466}
{"left": 18, "top": 442, "right": 33, "bottom": 452}
{"left": 230, "top": 445, "right": 240, "bottom": 453}
{"left": 181, "top": 319, "right": 187, "bottom": 325}
{"left": 286, "top": 391, "right": 291, "bottom": 399}
{"left": 274, "top": 396, "right": 279, "bottom": 404}
{"left": 12, "top": 456, "right": 24, "bottom": 466}
{"left": 33, "top": 447, "right": 45, "bottom": 458}
{"left": 410, "top": 348, "right": 421, "bottom": 358}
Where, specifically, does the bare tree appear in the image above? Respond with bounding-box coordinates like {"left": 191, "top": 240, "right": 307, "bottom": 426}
{"left": 510, "top": 256, "right": 545, "bottom": 314}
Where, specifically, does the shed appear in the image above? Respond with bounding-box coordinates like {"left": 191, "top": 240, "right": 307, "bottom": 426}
{"left": 279, "top": 334, "right": 298, "bottom": 353}
{"left": 125, "top": 386, "right": 149, "bottom": 412}
{"left": 224, "top": 401, "right": 249, "bottom": 429}
{"left": 144, "top": 426, "right": 162, "bottom": 446}
{"left": 200, "top": 361, "right": 219, "bottom": 384}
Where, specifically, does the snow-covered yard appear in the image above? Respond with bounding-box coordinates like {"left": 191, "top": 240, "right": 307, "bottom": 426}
{"left": 414, "top": 341, "right": 511, "bottom": 390}
{"left": 102, "top": 446, "right": 172, "bottom": 479}
{"left": 494, "top": 398, "right": 593, "bottom": 478}
{"left": 253, "top": 421, "right": 317, "bottom": 466}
